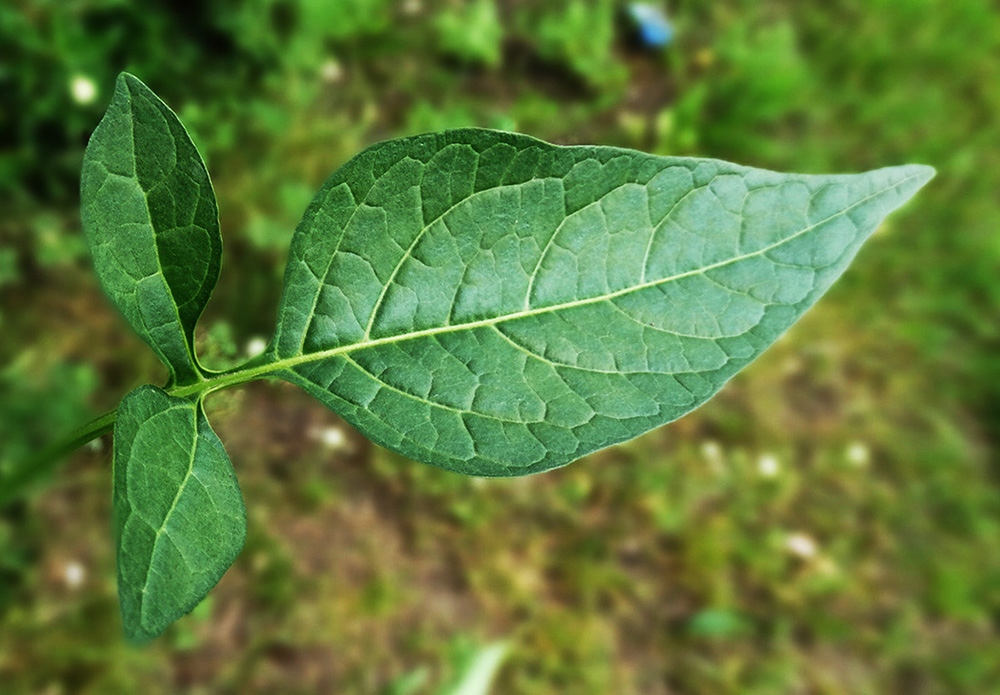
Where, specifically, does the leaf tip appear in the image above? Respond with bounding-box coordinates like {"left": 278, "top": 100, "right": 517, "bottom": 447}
{"left": 113, "top": 72, "right": 155, "bottom": 103}
{"left": 888, "top": 163, "right": 936, "bottom": 196}
{"left": 905, "top": 165, "right": 937, "bottom": 212}
{"left": 904, "top": 163, "right": 936, "bottom": 186}
{"left": 860, "top": 163, "right": 935, "bottom": 219}
{"left": 122, "top": 623, "right": 155, "bottom": 645}
{"left": 116, "top": 71, "right": 141, "bottom": 87}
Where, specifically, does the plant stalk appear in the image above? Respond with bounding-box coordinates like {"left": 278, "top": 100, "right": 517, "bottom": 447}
{"left": 0, "top": 357, "right": 277, "bottom": 509}
{"left": 0, "top": 408, "right": 117, "bottom": 508}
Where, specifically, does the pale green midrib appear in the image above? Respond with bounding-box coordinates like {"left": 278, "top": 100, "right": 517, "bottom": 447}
{"left": 169, "top": 170, "right": 922, "bottom": 402}
{"left": 136, "top": 405, "right": 199, "bottom": 627}
{"left": 124, "top": 82, "right": 206, "bottom": 384}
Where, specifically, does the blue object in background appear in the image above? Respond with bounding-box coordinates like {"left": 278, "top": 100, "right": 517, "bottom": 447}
{"left": 626, "top": 3, "right": 674, "bottom": 48}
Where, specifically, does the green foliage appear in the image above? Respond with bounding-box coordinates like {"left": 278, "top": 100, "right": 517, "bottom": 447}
{"left": 521, "top": 0, "right": 627, "bottom": 90}
{"left": 2, "top": 0, "right": 998, "bottom": 691}
{"left": 0, "top": 249, "right": 17, "bottom": 289}
{"left": 81, "top": 74, "right": 222, "bottom": 386}
{"left": 0, "top": 1, "right": 266, "bottom": 200}
{"left": 440, "top": 640, "right": 508, "bottom": 695}
{"left": 71, "top": 74, "right": 929, "bottom": 640}
{"left": 113, "top": 386, "right": 245, "bottom": 642}
{"left": 687, "top": 608, "right": 752, "bottom": 639}
{"left": 0, "top": 248, "right": 17, "bottom": 325}
{"left": 386, "top": 639, "right": 508, "bottom": 695}
{"left": 0, "top": 356, "right": 98, "bottom": 483}
{"left": 270, "top": 129, "right": 930, "bottom": 476}
{"left": 298, "top": 0, "right": 393, "bottom": 40}
{"left": 434, "top": 0, "right": 504, "bottom": 67}
{"left": 684, "top": 20, "right": 811, "bottom": 161}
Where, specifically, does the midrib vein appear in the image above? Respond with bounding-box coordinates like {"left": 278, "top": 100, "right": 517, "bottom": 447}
{"left": 126, "top": 85, "right": 204, "bottom": 383}
{"left": 183, "top": 171, "right": 920, "bottom": 394}
{"left": 138, "top": 406, "right": 199, "bottom": 605}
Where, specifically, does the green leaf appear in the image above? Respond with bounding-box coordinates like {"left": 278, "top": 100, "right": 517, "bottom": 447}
{"left": 441, "top": 641, "right": 509, "bottom": 695}
{"left": 434, "top": 0, "right": 504, "bottom": 67}
{"left": 81, "top": 73, "right": 221, "bottom": 386}
{"left": 267, "top": 130, "right": 932, "bottom": 476}
{"left": 113, "top": 385, "right": 245, "bottom": 642}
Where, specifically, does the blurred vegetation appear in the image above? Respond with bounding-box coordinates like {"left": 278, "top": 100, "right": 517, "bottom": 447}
{"left": 1, "top": 0, "right": 999, "bottom": 693}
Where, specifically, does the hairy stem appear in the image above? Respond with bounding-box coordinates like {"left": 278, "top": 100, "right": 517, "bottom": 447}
{"left": 0, "top": 357, "right": 278, "bottom": 509}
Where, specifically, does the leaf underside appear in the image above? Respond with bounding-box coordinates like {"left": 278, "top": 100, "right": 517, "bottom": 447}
{"left": 84, "top": 74, "right": 933, "bottom": 642}
{"left": 113, "top": 386, "right": 246, "bottom": 642}
{"left": 81, "top": 73, "right": 221, "bottom": 386}
{"left": 269, "top": 129, "right": 933, "bottom": 476}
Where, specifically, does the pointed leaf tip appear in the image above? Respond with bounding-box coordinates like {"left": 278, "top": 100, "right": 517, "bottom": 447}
{"left": 905, "top": 163, "right": 935, "bottom": 196}
{"left": 889, "top": 163, "right": 935, "bottom": 193}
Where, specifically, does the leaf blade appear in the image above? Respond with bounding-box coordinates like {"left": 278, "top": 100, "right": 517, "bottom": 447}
{"left": 270, "top": 130, "right": 932, "bottom": 475}
{"left": 81, "top": 73, "right": 221, "bottom": 385}
{"left": 113, "top": 385, "right": 246, "bottom": 642}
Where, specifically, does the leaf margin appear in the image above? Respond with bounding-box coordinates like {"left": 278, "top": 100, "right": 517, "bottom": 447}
{"left": 81, "top": 72, "right": 223, "bottom": 386}
{"left": 112, "top": 384, "right": 246, "bottom": 642}
{"left": 263, "top": 129, "right": 934, "bottom": 477}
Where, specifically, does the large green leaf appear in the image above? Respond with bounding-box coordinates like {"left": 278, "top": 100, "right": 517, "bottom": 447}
{"left": 81, "top": 73, "right": 221, "bottom": 386}
{"left": 113, "top": 385, "right": 245, "bottom": 642}
{"left": 268, "top": 130, "right": 932, "bottom": 476}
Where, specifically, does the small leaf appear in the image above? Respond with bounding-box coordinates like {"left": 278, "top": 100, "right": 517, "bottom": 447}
{"left": 268, "top": 130, "right": 932, "bottom": 476}
{"left": 442, "top": 641, "right": 509, "bottom": 695}
{"left": 81, "top": 73, "right": 221, "bottom": 385}
{"left": 113, "top": 385, "right": 245, "bottom": 642}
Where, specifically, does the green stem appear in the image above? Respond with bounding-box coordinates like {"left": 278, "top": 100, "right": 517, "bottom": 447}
{"left": 3, "top": 323, "right": 463, "bottom": 506}
{"left": 0, "top": 357, "right": 276, "bottom": 509}
{"left": 0, "top": 408, "right": 117, "bottom": 508}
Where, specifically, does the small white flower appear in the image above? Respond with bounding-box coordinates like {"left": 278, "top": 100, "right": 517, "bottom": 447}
{"left": 85, "top": 438, "right": 104, "bottom": 453}
{"left": 701, "top": 440, "right": 722, "bottom": 462}
{"left": 64, "top": 561, "right": 85, "bottom": 589}
{"left": 785, "top": 532, "right": 818, "bottom": 559}
{"left": 245, "top": 336, "right": 267, "bottom": 357}
{"left": 402, "top": 0, "right": 422, "bottom": 15}
{"left": 70, "top": 75, "right": 97, "bottom": 105}
{"left": 846, "top": 441, "right": 870, "bottom": 467}
{"left": 700, "top": 440, "right": 724, "bottom": 473}
{"left": 318, "top": 426, "right": 347, "bottom": 450}
{"left": 320, "top": 59, "right": 344, "bottom": 83}
{"left": 757, "top": 453, "right": 779, "bottom": 477}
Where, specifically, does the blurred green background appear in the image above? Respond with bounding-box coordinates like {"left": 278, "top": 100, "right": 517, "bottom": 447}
{"left": 1, "top": 0, "right": 999, "bottom": 693}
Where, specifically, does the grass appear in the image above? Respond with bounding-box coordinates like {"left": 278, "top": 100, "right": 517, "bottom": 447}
{"left": 1, "top": 0, "right": 999, "bottom": 692}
